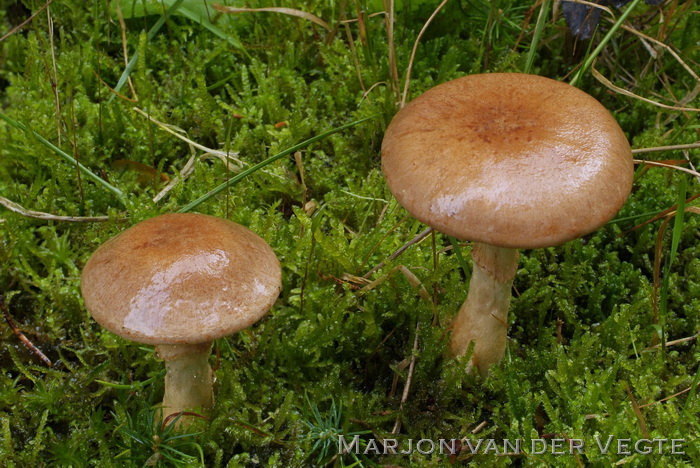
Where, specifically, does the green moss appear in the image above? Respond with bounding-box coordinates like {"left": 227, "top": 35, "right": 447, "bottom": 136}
{"left": 1, "top": 0, "right": 698, "bottom": 466}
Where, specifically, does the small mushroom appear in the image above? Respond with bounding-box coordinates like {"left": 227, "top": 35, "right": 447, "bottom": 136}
{"left": 81, "top": 213, "right": 282, "bottom": 422}
{"left": 381, "top": 73, "right": 633, "bottom": 375}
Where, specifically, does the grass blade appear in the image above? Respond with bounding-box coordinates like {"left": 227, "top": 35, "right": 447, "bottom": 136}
{"left": 171, "top": 5, "right": 244, "bottom": 50}
{"left": 658, "top": 176, "right": 687, "bottom": 353}
{"left": 524, "top": 0, "right": 550, "bottom": 74}
{"left": 0, "top": 111, "right": 126, "bottom": 204}
{"left": 108, "top": 0, "right": 186, "bottom": 102}
{"left": 448, "top": 236, "right": 470, "bottom": 280}
{"left": 569, "top": 0, "right": 643, "bottom": 87}
{"left": 668, "top": 176, "right": 687, "bottom": 266}
{"left": 177, "top": 115, "right": 376, "bottom": 213}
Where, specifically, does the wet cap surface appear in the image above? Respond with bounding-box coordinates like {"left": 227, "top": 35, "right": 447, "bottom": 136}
{"left": 381, "top": 73, "right": 634, "bottom": 249}
{"left": 81, "top": 213, "right": 282, "bottom": 345}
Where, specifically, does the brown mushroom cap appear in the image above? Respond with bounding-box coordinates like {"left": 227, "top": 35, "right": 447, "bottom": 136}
{"left": 81, "top": 213, "right": 282, "bottom": 345}
{"left": 381, "top": 73, "right": 633, "bottom": 249}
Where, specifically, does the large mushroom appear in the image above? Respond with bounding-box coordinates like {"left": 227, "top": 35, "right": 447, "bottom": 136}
{"left": 381, "top": 73, "right": 633, "bottom": 375}
{"left": 81, "top": 213, "right": 282, "bottom": 422}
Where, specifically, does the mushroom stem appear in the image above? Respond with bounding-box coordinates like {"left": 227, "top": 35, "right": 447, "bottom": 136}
{"left": 449, "top": 242, "right": 518, "bottom": 376}
{"left": 156, "top": 342, "right": 214, "bottom": 423}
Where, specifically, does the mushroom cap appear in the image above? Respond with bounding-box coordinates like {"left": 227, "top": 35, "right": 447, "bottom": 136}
{"left": 81, "top": 213, "right": 282, "bottom": 345}
{"left": 381, "top": 73, "right": 633, "bottom": 249}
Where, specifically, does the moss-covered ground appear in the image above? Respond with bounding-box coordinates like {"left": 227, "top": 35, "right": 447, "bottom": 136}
{"left": 0, "top": 0, "right": 698, "bottom": 466}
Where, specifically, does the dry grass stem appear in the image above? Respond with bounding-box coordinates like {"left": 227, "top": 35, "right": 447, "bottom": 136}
{"left": 383, "top": 0, "right": 400, "bottom": 97}
{"left": 586, "top": 382, "right": 700, "bottom": 420}
{"left": 153, "top": 153, "right": 198, "bottom": 203}
{"left": 115, "top": 0, "right": 138, "bottom": 100}
{"left": 565, "top": 0, "right": 614, "bottom": 17}
{"left": 362, "top": 226, "right": 433, "bottom": 278}
{"left": 682, "top": 150, "right": 700, "bottom": 184}
{"left": 294, "top": 151, "right": 308, "bottom": 207}
{"left": 621, "top": 193, "right": 700, "bottom": 236}
{"left": 341, "top": 8, "right": 367, "bottom": 94}
{"left": 0, "top": 195, "right": 113, "bottom": 222}
{"left": 644, "top": 333, "right": 698, "bottom": 351}
{"left": 625, "top": 385, "right": 649, "bottom": 438}
{"left": 339, "top": 11, "right": 385, "bottom": 24}
{"left": 0, "top": 0, "right": 54, "bottom": 42}
{"left": 633, "top": 159, "right": 700, "bottom": 178}
{"left": 593, "top": 65, "right": 700, "bottom": 112}
{"left": 339, "top": 189, "right": 388, "bottom": 203}
{"left": 632, "top": 143, "right": 700, "bottom": 154}
{"left": 609, "top": 20, "right": 699, "bottom": 81}
{"left": 132, "top": 107, "right": 244, "bottom": 170}
{"left": 360, "top": 81, "right": 387, "bottom": 105}
{"left": 359, "top": 265, "right": 431, "bottom": 302}
{"left": 91, "top": 69, "right": 137, "bottom": 103}
{"left": 213, "top": 5, "right": 332, "bottom": 31}
{"left": 47, "top": 6, "right": 60, "bottom": 145}
{"left": 470, "top": 420, "right": 488, "bottom": 434}
{"left": 400, "top": 0, "right": 450, "bottom": 109}
{"left": 391, "top": 322, "right": 420, "bottom": 434}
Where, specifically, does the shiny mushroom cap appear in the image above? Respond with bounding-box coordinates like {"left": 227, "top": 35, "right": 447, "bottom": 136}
{"left": 381, "top": 73, "right": 633, "bottom": 249}
{"left": 81, "top": 213, "right": 282, "bottom": 345}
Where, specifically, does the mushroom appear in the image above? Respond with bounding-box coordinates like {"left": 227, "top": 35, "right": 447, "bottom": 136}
{"left": 81, "top": 213, "right": 282, "bottom": 422}
{"left": 381, "top": 73, "right": 633, "bottom": 375}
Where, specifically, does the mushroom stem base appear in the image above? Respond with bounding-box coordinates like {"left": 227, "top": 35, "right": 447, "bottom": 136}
{"left": 449, "top": 243, "right": 518, "bottom": 376}
{"left": 156, "top": 342, "right": 214, "bottom": 425}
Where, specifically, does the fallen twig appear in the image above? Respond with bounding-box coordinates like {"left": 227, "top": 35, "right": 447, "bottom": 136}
{"left": 1, "top": 294, "right": 52, "bottom": 367}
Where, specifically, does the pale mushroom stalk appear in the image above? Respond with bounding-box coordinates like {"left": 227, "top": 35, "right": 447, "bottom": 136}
{"left": 157, "top": 342, "right": 214, "bottom": 418}
{"left": 449, "top": 243, "right": 518, "bottom": 375}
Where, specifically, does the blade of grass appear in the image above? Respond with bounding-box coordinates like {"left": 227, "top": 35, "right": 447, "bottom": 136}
{"left": 667, "top": 176, "right": 687, "bottom": 272}
{"left": 448, "top": 236, "right": 470, "bottom": 279}
{"left": 569, "top": 0, "right": 643, "bottom": 87}
{"left": 524, "top": 0, "right": 550, "bottom": 74}
{"left": 174, "top": 5, "right": 245, "bottom": 50}
{"left": 177, "top": 115, "right": 376, "bottom": 213}
{"left": 0, "top": 111, "right": 126, "bottom": 204}
{"left": 658, "top": 176, "right": 687, "bottom": 355}
{"left": 108, "top": 0, "right": 186, "bottom": 102}
{"left": 672, "top": 363, "right": 700, "bottom": 436}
